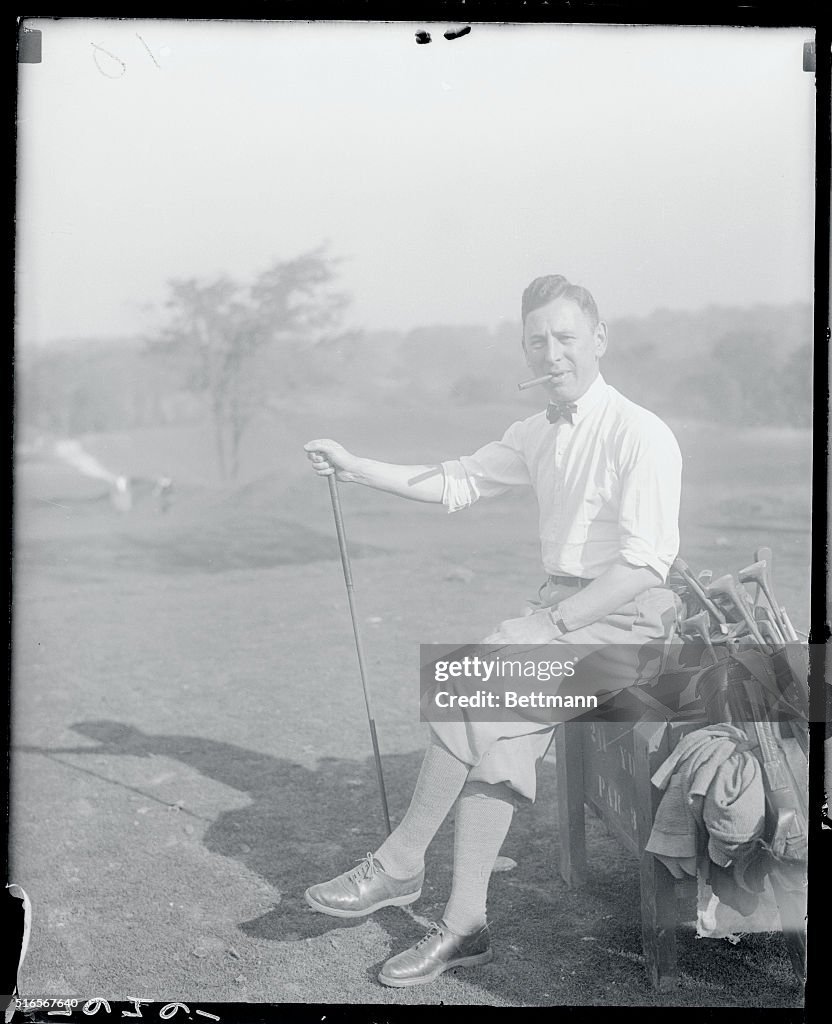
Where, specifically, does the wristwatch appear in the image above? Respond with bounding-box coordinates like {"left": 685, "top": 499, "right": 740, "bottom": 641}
{"left": 547, "top": 606, "right": 569, "bottom": 636}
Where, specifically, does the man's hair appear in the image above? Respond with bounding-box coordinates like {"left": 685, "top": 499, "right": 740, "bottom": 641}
{"left": 521, "top": 275, "right": 600, "bottom": 329}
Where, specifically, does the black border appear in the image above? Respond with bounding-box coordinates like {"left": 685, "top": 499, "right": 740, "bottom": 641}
{"left": 9, "top": 5, "right": 829, "bottom": 1024}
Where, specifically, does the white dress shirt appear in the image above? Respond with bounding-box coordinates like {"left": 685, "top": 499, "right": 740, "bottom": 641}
{"left": 440, "top": 373, "right": 682, "bottom": 581}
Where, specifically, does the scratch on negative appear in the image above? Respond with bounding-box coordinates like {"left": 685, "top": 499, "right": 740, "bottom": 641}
{"left": 136, "top": 33, "right": 161, "bottom": 68}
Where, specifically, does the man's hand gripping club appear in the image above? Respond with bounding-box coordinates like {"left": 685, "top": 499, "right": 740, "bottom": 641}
{"left": 304, "top": 439, "right": 445, "bottom": 504}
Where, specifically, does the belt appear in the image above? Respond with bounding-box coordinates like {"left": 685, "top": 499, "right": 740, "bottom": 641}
{"left": 548, "top": 574, "right": 592, "bottom": 588}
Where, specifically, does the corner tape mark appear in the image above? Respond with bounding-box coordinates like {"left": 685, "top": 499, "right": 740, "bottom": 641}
{"left": 18, "top": 29, "right": 42, "bottom": 64}
{"left": 3, "top": 885, "right": 32, "bottom": 1022}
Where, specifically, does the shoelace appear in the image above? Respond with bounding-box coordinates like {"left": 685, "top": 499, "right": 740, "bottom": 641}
{"left": 415, "top": 923, "right": 443, "bottom": 949}
{"left": 346, "top": 852, "right": 378, "bottom": 884}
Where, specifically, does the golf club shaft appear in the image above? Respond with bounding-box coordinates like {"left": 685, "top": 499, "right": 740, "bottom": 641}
{"left": 682, "top": 611, "right": 719, "bottom": 665}
{"left": 735, "top": 602, "right": 767, "bottom": 647}
{"left": 327, "top": 474, "right": 392, "bottom": 836}
{"left": 753, "top": 546, "right": 792, "bottom": 637}
{"left": 738, "top": 560, "right": 765, "bottom": 610}
{"left": 753, "top": 545, "right": 772, "bottom": 614}
{"left": 780, "top": 607, "right": 799, "bottom": 642}
{"left": 756, "top": 618, "right": 783, "bottom": 648}
{"left": 733, "top": 580, "right": 769, "bottom": 646}
{"left": 754, "top": 606, "right": 786, "bottom": 645}
{"left": 758, "top": 579, "right": 791, "bottom": 639}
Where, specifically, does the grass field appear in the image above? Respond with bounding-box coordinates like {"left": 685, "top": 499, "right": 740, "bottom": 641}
{"left": 11, "top": 398, "right": 811, "bottom": 1007}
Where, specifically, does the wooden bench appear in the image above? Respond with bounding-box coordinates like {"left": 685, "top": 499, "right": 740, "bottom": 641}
{"left": 554, "top": 717, "right": 697, "bottom": 990}
{"left": 554, "top": 714, "right": 807, "bottom": 990}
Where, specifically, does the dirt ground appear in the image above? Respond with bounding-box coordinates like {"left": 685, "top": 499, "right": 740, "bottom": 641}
{"left": 10, "top": 400, "right": 811, "bottom": 1007}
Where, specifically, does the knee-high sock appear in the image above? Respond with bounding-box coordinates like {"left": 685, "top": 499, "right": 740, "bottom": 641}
{"left": 374, "top": 738, "right": 470, "bottom": 879}
{"left": 442, "top": 780, "right": 515, "bottom": 936}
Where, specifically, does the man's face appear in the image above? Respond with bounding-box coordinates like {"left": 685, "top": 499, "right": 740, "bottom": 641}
{"left": 522, "top": 297, "right": 607, "bottom": 403}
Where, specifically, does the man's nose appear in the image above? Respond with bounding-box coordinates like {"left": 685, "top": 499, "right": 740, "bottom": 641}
{"left": 541, "top": 337, "right": 563, "bottom": 364}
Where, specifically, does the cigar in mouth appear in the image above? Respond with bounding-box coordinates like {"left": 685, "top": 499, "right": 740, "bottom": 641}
{"left": 517, "top": 373, "right": 554, "bottom": 391}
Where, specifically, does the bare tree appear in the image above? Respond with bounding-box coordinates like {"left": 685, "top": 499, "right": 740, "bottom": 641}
{"left": 149, "top": 246, "right": 348, "bottom": 479}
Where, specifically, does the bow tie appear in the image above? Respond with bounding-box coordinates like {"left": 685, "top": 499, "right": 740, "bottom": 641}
{"left": 546, "top": 401, "right": 577, "bottom": 425}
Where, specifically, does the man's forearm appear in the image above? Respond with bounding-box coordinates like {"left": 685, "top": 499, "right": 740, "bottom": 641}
{"left": 557, "top": 562, "right": 663, "bottom": 632}
{"left": 342, "top": 457, "right": 445, "bottom": 503}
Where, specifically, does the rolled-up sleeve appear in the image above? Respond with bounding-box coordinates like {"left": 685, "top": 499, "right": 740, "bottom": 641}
{"left": 617, "top": 417, "right": 682, "bottom": 580}
{"left": 441, "top": 419, "right": 532, "bottom": 514}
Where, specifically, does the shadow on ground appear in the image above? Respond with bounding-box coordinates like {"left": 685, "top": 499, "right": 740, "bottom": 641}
{"left": 22, "top": 719, "right": 802, "bottom": 1006}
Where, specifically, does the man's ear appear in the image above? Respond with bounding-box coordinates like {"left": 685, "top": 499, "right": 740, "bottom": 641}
{"left": 594, "top": 320, "right": 608, "bottom": 359}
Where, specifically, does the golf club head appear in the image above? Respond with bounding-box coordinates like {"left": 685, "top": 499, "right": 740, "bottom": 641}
{"left": 749, "top": 557, "right": 791, "bottom": 637}
{"left": 706, "top": 574, "right": 740, "bottom": 605}
{"left": 673, "top": 557, "right": 727, "bottom": 624}
{"left": 737, "top": 559, "right": 766, "bottom": 587}
{"left": 706, "top": 575, "right": 766, "bottom": 645}
{"left": 753, "top": 547, "right": 774, "bottom": 604}
{"left": 682, "top": 608, "right": 712, "bottom": 640}
{"left": 737, "top": 580, "right": 759, "bottom": 617}
{"left": 754, "top": 545, "right": 773, "bottom": 569}
{"left": 738, "top": 559, "right": 768, "bottom": 612}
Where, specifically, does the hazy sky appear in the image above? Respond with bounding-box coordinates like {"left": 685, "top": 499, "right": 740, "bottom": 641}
{"left": 16, "top": 19, "right": 816, "bottom": 345}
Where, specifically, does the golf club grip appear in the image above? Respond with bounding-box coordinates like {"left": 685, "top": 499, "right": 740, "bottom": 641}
{"left": 328, "top": 477, "right": 375, "bottom": 714}
{"left": 328, "top": 474, "right": 353, "bottom": 587}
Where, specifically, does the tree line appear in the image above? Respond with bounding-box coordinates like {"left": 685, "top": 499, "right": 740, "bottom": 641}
{"left": 16, "top": 249, "right": 813, "bottom": 479}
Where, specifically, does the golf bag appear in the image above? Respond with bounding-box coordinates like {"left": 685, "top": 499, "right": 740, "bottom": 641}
{"left": 659, "top": 562, "right": 809, "bottom": 980}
